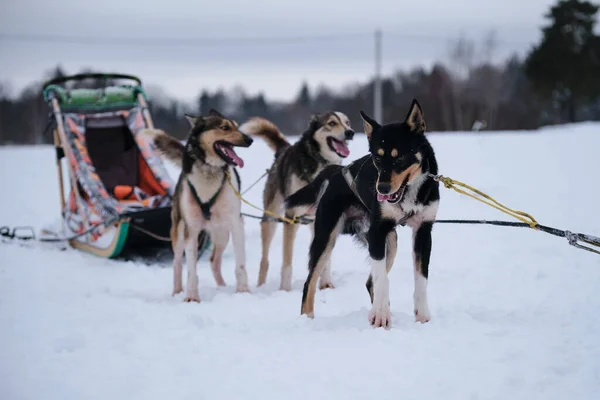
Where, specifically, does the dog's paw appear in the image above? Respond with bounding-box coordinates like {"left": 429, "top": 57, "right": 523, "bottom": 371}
{"left": 236, "top": 284, "right": 251, "bottom": 293}
{"left": 280, "top": 266, "right": 293, "bottom": 292}
{"left": 214, "top": 278, "right": 226, "bottom": 287}
{"left": 318, "top": 280, "right": 335, "bottom": 290}
{"left": 368, "top": 305, "right": 392, "bottom": 329}
{"left": 172, "top": 286, "right": 183, "bottom": 296}
{"left": 183, "top": 293, "right": 201, "bottom": 303}
{"left": 279, "top": 282, "right": 292, "bottom": 292}
{"left": 414, "top": 308, "right": 431, "bottom": 323}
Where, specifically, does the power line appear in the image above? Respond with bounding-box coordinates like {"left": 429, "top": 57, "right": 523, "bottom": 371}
{"left": 384, "top": 32, "right": 530, "bottom": 47}
{"left": 0, "top": 31, "right": 531, "bottom": 48}
{"left": 0, "top": 32, "right": 370, "bottom": 47}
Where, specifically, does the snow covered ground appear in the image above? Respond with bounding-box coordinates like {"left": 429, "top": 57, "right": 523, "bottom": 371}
{"left": 1, "top": 122, "right": 599, "bottom": 400}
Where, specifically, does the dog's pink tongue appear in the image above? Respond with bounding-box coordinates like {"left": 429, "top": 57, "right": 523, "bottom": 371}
{"left": 332, "top": 140, "right": 350, "bottom": 157}
{"left": 377, "top": 193, "right": 390, "bottom": 202}
{"left": 223, "top": 146, "right": 244, "bottom": 168}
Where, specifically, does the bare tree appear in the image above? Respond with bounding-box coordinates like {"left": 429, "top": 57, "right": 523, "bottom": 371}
{"left": 448, "top": 34, "right": 475, "bottom": 80}
{"left": 447, "top": 34, "right": 476, "bottom": 130}
{"left": 482, "top": 30, "right": 498, "bottom": 64}
{"left": 475, "top": 30, "right": 502, "bottom": 128}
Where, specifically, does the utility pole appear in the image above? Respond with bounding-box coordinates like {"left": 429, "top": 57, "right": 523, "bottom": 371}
{"left": 374, "top": 29, "right": 383, "bottom": 123}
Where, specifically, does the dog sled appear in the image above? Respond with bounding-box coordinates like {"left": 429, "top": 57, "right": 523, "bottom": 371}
{"left": 42, "top": 73, "right": 210, "bottom": 258}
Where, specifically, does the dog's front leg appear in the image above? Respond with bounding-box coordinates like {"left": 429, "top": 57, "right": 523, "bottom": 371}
{"left": 281, "top": 218, "right": 299, "bottom": 291}
{"left": 365, "top": 229, "right": 397, "bottom": 303}
{"left": 171, "top": 221, "right": 185, "bottom": 296}
{"left": 231, "top": 216, "right": 250, "bottom": 293}
{"left": 412, "top": 221, "right": 433, "bottom": 323}
{"left": 183, "top": 229, "right": 201, "bottom": 303}
{"left": 367, "top": 220, "right": 396, "bottom": 328}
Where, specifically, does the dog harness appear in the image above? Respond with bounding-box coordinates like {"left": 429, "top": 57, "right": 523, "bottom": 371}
{"left": 187, "top": 173, "right": 227, "bottom": 220}
{"left": 341, "top": 165, "right": 371, "bottom": 212}
{"left": 340, "top": 161, "right": 414, "bottom": 227}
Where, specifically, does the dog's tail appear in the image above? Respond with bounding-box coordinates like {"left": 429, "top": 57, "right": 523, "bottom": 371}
{"left": 142, "top": 128, "right": 185, "bottom": 168}
{"left": 239, "top": 117, "right": 290, "bottom": 153}
{"left": 285, "top": 165, "right": 342, "bottom": 210}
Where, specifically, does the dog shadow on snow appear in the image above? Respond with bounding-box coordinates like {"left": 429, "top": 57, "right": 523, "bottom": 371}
{"left": 167, "top": 273, "right": 352, "bottom": 304}
{"left": 306, "top": 309, "right": 418, "bottom": 332}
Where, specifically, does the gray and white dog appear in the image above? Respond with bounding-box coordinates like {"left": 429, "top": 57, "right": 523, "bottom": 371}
{"left": 240, "top": 112, "right": 354, "bottom": 291}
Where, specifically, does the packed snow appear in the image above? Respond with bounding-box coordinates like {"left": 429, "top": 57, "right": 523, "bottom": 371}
{"left": 1, "top": 123, "right": 599, "bottom": 400}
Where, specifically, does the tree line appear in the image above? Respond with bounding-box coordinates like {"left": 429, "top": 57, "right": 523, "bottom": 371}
{"left": 1, "top": 0, "right": 598, "bottom": 144}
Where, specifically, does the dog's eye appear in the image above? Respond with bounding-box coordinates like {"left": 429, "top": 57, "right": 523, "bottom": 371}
{"left": 221, "top": 125, "right": 230, "bottom": 131}
{"left": 328, "top": 121, "right": 336, "bottom": 127}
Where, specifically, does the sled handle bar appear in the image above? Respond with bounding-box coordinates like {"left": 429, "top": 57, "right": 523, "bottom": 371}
{"left": 42, "top": 73, "right": 142, "bottom": 90}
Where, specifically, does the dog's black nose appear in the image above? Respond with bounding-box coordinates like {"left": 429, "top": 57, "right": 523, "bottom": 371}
{"left": 377, "top": 182, "right": 391, "bottom": 194}
{"left": 345, "top": 129, "right": 355, "bottom": 140}
{"left": 243, "top": 134, "right": 254, "bottom": 146}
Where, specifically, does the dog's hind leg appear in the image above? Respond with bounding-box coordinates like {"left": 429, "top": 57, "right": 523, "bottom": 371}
{"left": 171, "top": 221, "right": 185, "bottom": 296}
{"left": 412, "top": 222, "right": 433, "bottom": 323}
{"left": 183, "top": 228, "right": 201, "bottom": 303}
{"left": 257, "top": 193, "right": 283, "bottom": 286}
{"left": 280, "top": 218, "right": 299, "bottom": 291}
{"left": 319, "top": 259, "right": 334, "bottom": 290}
{"left": 307, "top": 222, "right": 335, "bottom": 290}
{"left": 365, "top": 229, "right": 397, "bottom": 303}
{"left": 209, "top": 228, "right": 229, "bottom": 287}
{"left": 301, "top": 204, "right": 345, "bottom": 318}
{"left": 231, "top": 216, "right": 250, "bottom": 293}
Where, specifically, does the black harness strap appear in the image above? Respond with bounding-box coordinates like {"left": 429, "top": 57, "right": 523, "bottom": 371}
{"left": 232, "top": 168, "right": 241, "bottom": 192}
{"left": 187, "top": 172, "right": 227, "bottom": 220}
{"left": 341, "top": 165, "right": 370, "bottom": 212}
{"left": 341, "top": 164, "right": 414, "bottom": 227}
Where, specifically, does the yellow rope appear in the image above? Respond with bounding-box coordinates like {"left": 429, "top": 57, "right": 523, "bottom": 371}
{"left": 226, "top": 171, "right": 300, "bottom": 225}
{"left": 226, "top": 168, "right": 539, "bottom": 229}
{"left": 433, "top": 175, "right": 539, "bottom": 229}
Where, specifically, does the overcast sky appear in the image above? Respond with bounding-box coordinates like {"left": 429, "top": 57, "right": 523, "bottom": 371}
{"left": 1, "top": 0, "right": 559, "bottom": 104}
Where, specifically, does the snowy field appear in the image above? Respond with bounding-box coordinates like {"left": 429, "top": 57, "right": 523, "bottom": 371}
{"left": 1, "top": 122, "right": 600, "bottom": 399}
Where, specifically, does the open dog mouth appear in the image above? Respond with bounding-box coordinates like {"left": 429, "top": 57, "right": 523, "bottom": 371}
{"left": 326, "top": 137, "right": 350, "bottom": 158}
{"left": 214, "top": 141, "right": 245, "bottom": 168}
{"left": 377, "top": 177, "right": 409, "bottom": 203}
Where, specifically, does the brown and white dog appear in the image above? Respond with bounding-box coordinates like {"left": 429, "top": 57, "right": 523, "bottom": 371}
{"left": 144, "top": 109, "right": 253, "bottom": 302}
{"left": 239, "top": 112, "right": 354, "bottom": 291}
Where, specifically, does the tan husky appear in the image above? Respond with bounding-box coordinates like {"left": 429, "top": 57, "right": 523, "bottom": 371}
{"left": 144, "top": 109, "right": 254, "bottom": 302}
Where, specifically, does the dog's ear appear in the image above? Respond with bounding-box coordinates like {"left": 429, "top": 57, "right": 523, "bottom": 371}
{"left": 308, "top": 113, "right": 322, "bottom": 131}
{"left": 359, "top": 110, "right": 379, "bottom": 140}
{"left": 404, "top": 99, "right": 426, "bottom": 134}
{"left": 184, "top": 114, "right": 201, "bottom": 128}
{"left": 208, "top": 109, "right": 225, "bottom": 118}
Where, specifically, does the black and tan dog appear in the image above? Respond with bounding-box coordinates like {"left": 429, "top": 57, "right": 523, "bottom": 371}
{"left": 144, "top": 109, "right": 253, "bottom": 302}
{"left": 239, "top": 112, "right": 354, "bottom": 291}
{"left": 285, "top": 100, "right": 440, "bottom": 328}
